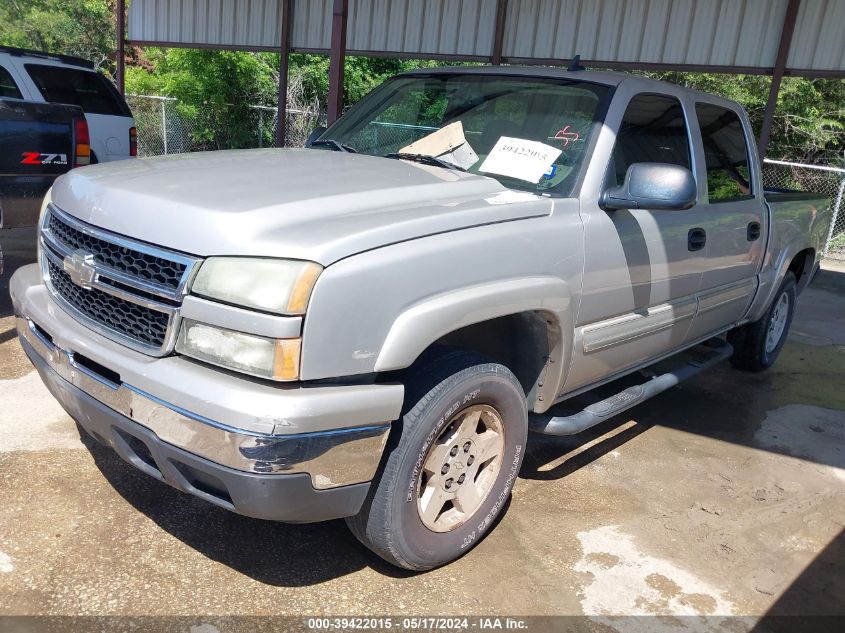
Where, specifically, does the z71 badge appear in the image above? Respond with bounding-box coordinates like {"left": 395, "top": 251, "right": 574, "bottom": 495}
{"left": 21, "top": 152, "right": 68, "bottom": 165}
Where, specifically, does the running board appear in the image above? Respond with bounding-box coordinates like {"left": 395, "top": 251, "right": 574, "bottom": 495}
{"left": 529, "top": 338, "right": 734, "bottom": 436}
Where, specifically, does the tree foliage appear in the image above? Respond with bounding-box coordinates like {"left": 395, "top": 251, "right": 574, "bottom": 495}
{"left": 0, "top": 0, "right": 116, "bottom": 73}
{"left": 127, "top": 49, "right": 279, "bottom": 148}
{"left": 641, "top": 70, "right": 845, "bottom": 163}
{"left": 126, "top": 50, "right": 464, "bottom": 147}
{"left": 1, "top": 0, "right": 842, "bottom": 161}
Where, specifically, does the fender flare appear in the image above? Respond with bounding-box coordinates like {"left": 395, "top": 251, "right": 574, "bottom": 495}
{"left": 749, "top": 239, "right": 814, "bottom": 322}
{"left": 374, "top": 276, "right": 573, "bottom": 381}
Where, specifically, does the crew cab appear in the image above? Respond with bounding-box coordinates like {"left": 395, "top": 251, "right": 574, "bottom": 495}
{"left": 0, "top": 98, "right": 88, "bottom": 229}
{"left": 0, "top": 46, "right": 135, "bottom": 163}
{"left": 10, "top": 68, "right": 831, "bottom": 570}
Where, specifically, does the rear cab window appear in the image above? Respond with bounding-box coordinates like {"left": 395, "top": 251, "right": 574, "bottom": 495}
{"left": 24, "top": 64, "right": 130, "bottom": 116}
{"left": 0, "top": 65, "right": 22, "bottom": 99}
{"left": 606, "top": 93, "right": 691, "bottom": 188}
{"left": 695, "top": 102, "right": 753, "bottom": 202}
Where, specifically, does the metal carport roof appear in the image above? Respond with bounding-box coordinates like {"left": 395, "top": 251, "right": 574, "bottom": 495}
{"left": 117, "top": 0, "right": 845, "bottom": 149}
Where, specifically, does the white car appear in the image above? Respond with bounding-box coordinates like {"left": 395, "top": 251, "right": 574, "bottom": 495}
{"left": 0, "top": 46, "right": 135, "bottom": 163}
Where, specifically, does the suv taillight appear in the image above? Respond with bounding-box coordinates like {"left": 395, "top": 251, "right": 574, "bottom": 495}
{"left": 74, "top": 117, "right": 90, "bottom": 167}
{"left": 129, "top": 126, "right": 137, "bottom": 157}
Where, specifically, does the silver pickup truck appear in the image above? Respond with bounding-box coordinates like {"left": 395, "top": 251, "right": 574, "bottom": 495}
{"left": 10, "top": 68, "right": 831, "bottom": 570}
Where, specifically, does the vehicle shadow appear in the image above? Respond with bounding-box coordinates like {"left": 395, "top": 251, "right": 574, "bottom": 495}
{"left": 750, "top": 530, "right": 845, "bottom": 633}
{"left": 78, "top": 427, "right": 416, "bottom": 585}
{"left": 0, "top": 327, "right": 18, "bottom": 344}
{"left": 522, "top": 268, "right": 845, "bottom": 481}
{"left": 520, "top": 356, "right": 843, "bottom": 482}
{"left": 0, "top": 226, "right": 38, "bottom": 319}
{"left": 522, "top": 417, "right": 649, "bottom": 481}
{"left": 751, "top": 528, "right": 844, "bottom": 630}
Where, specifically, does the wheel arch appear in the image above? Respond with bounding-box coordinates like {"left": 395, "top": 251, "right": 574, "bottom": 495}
{"left": 374, "top": 276, "right": 573, "bottom": 413}
{"left": 788, "top": 247, "right": 816, "bottom": 294}
{"left": 747, "top": 241, "right": 816, "bottom": 323}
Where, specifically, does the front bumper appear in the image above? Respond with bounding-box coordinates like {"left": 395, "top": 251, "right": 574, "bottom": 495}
{"left": 11, "top": 263, "right": 404, "bottom": 522}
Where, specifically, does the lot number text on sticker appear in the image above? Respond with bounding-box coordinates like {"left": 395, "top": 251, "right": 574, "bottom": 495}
{"left": 479, "top": 136, "right": 562, "bottom": 184}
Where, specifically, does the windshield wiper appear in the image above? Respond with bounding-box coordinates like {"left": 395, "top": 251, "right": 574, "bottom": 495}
{"left": 310, "top": 139, "right": 358, "bottom": 153}
{"left": 384, "top": 152, "right": 467, "bottom": 172}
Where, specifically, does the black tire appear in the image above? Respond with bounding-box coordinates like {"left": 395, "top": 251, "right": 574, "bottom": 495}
{"left": 728, "top": 271, "right": 796, "bottom": 372}
{"left": 346, "top": 349, "right": 528, "bottom": 571}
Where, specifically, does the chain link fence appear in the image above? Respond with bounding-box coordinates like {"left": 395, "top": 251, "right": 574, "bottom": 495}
{"left": 761, "top": 159, "right": 845, "bottom": 262}
{"left": 126, "top": 95, "right": 324, "bottom": 155}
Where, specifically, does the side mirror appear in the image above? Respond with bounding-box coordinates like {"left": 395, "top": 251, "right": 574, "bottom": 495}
{"left": 600, "top": 163, "right": 697, "bottom": 211}
{"left": 305, "top": 126, "right": 327, "bottom": 148}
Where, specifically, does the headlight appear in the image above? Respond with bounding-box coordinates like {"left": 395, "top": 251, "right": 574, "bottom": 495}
{"left": 176, "top": 319, "right": 301, "bottom": 381}
{"left": 191, "top": 257, "right": 322, "bottom": 315}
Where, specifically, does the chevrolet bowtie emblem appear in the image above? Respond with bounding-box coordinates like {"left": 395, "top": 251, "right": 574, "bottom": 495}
{"left": 63, "top": 249, "right": 97, "bottom": 290}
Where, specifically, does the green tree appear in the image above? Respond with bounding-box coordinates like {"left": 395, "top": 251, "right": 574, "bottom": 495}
{"left": 2, "top": 0, "right": 841, "bottom": 160}
{"left": 124, "top": 50, "right": 461, "bottom": 147}
{"left": 285, "top": 54, "right": 469, "bottom": 109}
{"left": 126, "top": 48, "right": 279, "bottom": 149}
{"left": 0, "top": 0, "right": 116, "bottom": 75}
{"left": 642, "top": 71, "right": 845, "bottom": 164}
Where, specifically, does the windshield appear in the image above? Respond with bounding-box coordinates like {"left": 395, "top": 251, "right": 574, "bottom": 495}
{"left": 319, "top": 73, "right": 610, "bottom": 196}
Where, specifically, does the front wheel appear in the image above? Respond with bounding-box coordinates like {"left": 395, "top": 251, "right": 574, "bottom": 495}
{"left": 346, "top": 350, "right": 527, "bottom": 570}
{"left": 729, "top": 271, "right": 796, "bottom": 371}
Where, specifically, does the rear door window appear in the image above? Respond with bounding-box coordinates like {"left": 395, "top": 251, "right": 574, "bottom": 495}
{"left": 607, "top": 93, "right": 691, "bottom": 187}
{"left": 695, "top": 103, "right": 752, "bottom": 202}
{"left": 24, "top": 64, "right": 129, "bottom": 116}
{"left": 0, "top": 65, "right": 22, "bottom": 99}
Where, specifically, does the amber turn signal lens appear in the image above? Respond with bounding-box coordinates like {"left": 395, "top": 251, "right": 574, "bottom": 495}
{"left": 273, "top": 338, "right": 302, "bottom": 381}
{"left": 287, "top": 263, "right": 323, "bottom": 314}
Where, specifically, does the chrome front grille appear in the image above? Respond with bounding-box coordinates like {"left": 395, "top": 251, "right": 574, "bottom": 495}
{"left": 39, "top": 205, "right": 200, "bottom": 356}
{"left": 46, "top": 212, "right": 188, "bottom": 291}
{"left": 46, "top": 259, "right": 171, "bottom": 348}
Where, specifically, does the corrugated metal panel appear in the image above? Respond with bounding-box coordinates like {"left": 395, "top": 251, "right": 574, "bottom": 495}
{"left": 128, "top": 0, "right": 282, "bottom": 48}
{"left": 129, "top": 0, "right": 496, "bottom": 55}
{"left": 788, "top": 0, "right": 845, "bottom": 72}
{"left": 347, "top": 0, "right": 496, "bottom": 56}
{"left": 127, "top": 0, "right": 845, "bottom": 74}
{"left": 502, "top": 0, "right": 789, "bottom": 69}
{"left": 291, "top": 0, "right": 333, "bottom": 50}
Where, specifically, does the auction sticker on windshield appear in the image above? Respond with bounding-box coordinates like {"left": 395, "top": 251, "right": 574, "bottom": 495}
{"left": 479, "top": 137, "right": 562, "bottom": 183}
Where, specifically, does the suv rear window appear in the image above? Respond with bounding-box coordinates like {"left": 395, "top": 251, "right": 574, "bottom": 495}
{"left": 25, "top": 64, "right": 129, "bottom": 116}
{"left": 0, "top": 65, "right": 22, "bottom": 99}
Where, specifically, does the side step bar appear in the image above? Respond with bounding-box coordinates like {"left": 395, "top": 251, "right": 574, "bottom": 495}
{"left": 529, "top": 338, "right": 734, "bottom": 436}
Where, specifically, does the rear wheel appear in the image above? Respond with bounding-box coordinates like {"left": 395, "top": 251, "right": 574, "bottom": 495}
{"left": 346, "top": 349, "right": 527, "bottom": 570}
{"left": 729, "top": 271, "right": 796, "bottom": 371}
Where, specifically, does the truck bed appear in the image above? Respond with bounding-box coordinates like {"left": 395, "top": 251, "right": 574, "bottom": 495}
{"left": 764, "top": 188, "right": 830, "bottom": 204}
{"left": 764, "top": 188, "right": 831, "bottom": 289}
{"left": 0, "top": 98, "right": 83, "bottom": 228}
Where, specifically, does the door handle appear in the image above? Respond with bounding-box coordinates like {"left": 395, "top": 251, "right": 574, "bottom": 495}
{"left": 688, "top": 227, "right": 706, "bottom": 251}
{"left": 747, "top": 221, "right": 761, "bottom": 241}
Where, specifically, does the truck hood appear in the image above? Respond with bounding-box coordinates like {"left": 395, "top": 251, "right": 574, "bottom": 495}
{"left": 50, "top": 148, "right": 553, "bottom": 264}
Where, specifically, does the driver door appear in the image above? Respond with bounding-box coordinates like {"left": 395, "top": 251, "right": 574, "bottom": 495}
{"left": 563, "top": 89, "right": 709, "bottom": 393}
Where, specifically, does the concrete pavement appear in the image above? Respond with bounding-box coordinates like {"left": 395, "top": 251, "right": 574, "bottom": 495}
{"left": 0, "top": 228, "right": 843, "bottom": 628}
